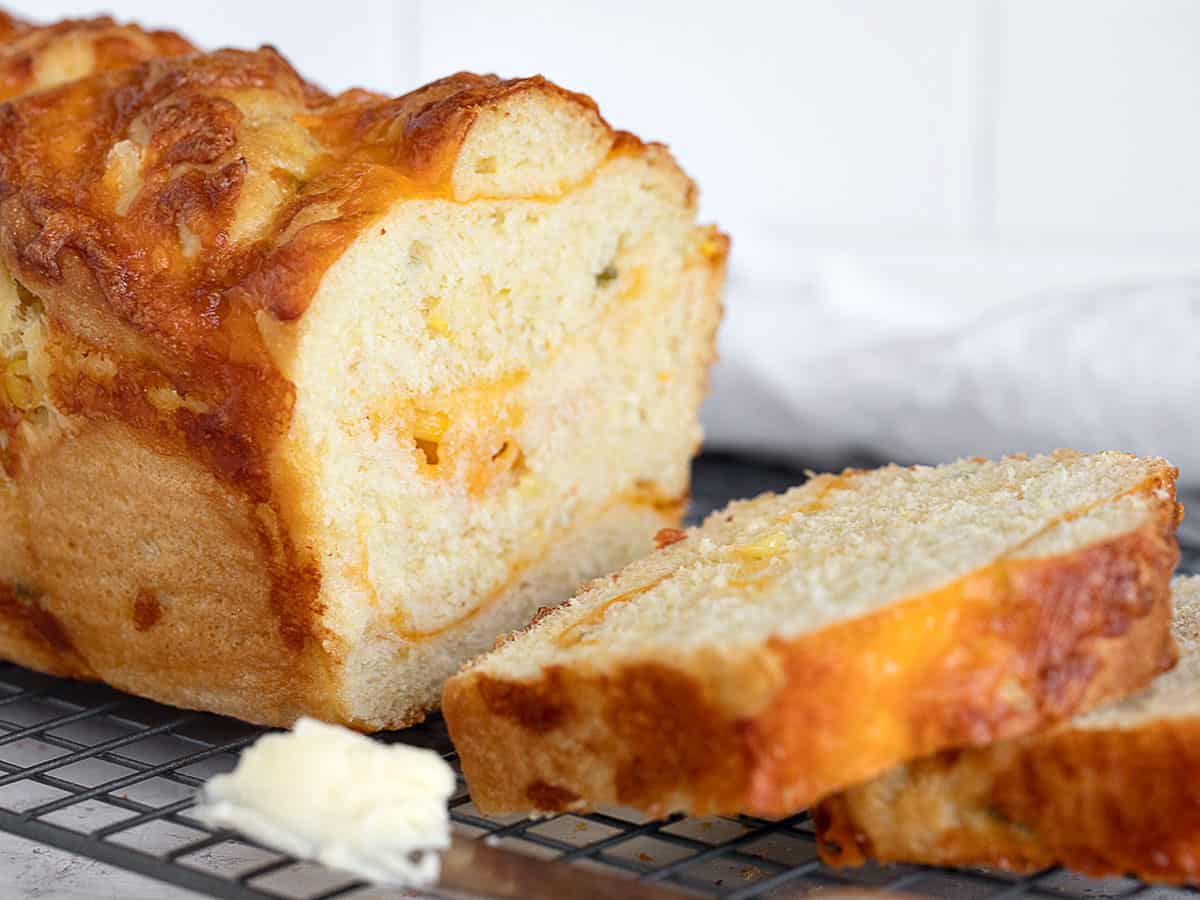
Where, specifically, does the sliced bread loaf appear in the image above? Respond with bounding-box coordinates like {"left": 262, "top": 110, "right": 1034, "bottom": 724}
{"left": 0, "top": 19, "right": 724, "bottom": 728}
{"left": 817, "top": 575, "right": 1200, "bottom": 883}
{"left": 442, "top": 451, "right": 1182, "bottom": 817}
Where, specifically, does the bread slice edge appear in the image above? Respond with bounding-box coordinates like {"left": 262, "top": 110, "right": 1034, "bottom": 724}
{"left": 817, "top": 575, "right": 1200, "bottom": 883}
{"left": 443, "top": 473, "right": 1181, "bottom": 817}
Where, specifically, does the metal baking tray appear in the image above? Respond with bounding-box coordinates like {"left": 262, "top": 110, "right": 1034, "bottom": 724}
{"left": 0, "top": 454, "right": 1194, "bottom": 899}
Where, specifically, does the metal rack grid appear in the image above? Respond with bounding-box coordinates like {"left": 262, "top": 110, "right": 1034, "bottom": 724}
{"left": 0, "top": 455, "right": 1195, "bottom": 900}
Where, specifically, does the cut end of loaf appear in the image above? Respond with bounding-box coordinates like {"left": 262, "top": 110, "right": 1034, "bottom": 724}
{"left": 816, "top": 576, "right": 1200, "bottom": 883}
{"left": 444, "top": 451, "right": 1181, "bottom": 816}
{"left": 281, "top": 127, "right": 724, "bottom": 728}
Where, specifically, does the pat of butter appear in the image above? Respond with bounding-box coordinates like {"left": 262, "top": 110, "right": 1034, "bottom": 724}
{"left": 193, "top": 717, "right": 456, "bottom": 887}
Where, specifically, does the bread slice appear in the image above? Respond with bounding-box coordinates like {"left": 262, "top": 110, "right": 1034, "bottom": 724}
{"left": 816, "top": 574, "right": 1200, "bottom": 883}
{"left": 0, "top": 22, "right": 725, "bottom": 728}
{"left": 442, "top": 451, "right": 1181, "bottom": 817}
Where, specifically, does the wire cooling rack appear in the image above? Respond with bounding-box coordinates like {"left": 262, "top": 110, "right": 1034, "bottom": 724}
{"left": 0, "top": 454, "right": 1195, "bottom": 900}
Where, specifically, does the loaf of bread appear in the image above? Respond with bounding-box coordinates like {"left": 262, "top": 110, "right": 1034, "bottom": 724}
{"left": 443, "top": 451, "right": 1181, "bottom": 817}
{"left": 817, "top": 575, "right": 1200, "bottom": 883}
{"left": 0, "top": 13, "right": 725, "bottom": 728}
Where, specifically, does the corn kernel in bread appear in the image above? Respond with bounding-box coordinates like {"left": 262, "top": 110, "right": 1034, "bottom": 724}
{"left": 443, "top": 451, "right": 1181, "bottom": 817}
{"left": 0, "top": 17, "right": 726, "bottom": 728}
{"left": 817, "top": 576, "right": 1200, "bottom": 884}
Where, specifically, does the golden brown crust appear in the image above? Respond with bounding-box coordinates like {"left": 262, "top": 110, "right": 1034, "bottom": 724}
{"left": 0, "top": 14, "right": 194, "bottom": 102}
{"left": 362, "top": 71, "right": 610, "bottom": 192}
{"left": 0, "top": 579, "right": 92, "bottom": 678}
{"left": 0, "top": 12, "right": 27, "bottom": 45}
{"left": 0, "top": 54, "right": 617, "bottom": 344}
{"left": 443, "top": 478, "right": 1181, "bottom": 817}
{"left": 817, "top": 719, "right": 1200, "bottom": 884}
{"left": 0, "top": 419, "right": 339, "bottom": 726}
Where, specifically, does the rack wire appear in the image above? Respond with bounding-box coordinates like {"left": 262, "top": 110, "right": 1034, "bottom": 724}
{"left": 0, "top": 455, "right": 1195, "bottom": 900}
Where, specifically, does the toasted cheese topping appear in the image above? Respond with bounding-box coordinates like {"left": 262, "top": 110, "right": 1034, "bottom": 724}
{"left": 194, "top": 717, "right": 456, "bottom": 886}
{"left": 0, "top": 49, "right": 617, "bottom": 345}
{"left": 0, "top": 13, "right": 193, "bottom": 102}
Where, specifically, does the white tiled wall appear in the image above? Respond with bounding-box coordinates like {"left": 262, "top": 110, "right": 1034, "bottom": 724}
{"left": 994, "top": 0, "right": 1200, "bottom": 236}
{"left": 18, "top": 0, "right": 1200, "bottom": 251}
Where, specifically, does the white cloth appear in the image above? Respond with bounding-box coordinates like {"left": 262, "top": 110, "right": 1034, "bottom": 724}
{"left": 703, "top": 252, "right": 1200, "bottom": 486}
